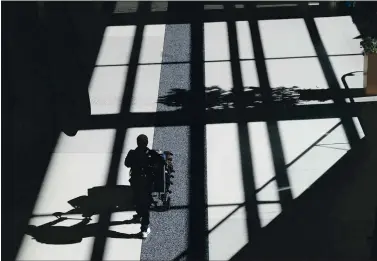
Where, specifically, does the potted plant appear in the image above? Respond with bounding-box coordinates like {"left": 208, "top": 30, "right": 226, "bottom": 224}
{"left": 361, "top": 36, "right": 377, "bottom": 95}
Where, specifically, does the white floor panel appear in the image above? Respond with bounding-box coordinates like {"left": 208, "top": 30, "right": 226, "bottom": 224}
{"left": 96, "top": 25, "right": 136, "bottom": 66}
{"left": 89, "top": 66, "right": 128, "bottom": 115}
{"left": 236, "top": 21, "right": 254, "bottom": 60}
{"left": 130, "top": 65, "right": 162, "bottom": 113}
{"left": 330, "top": 55, "right": 364, "bottom": 90}
{"left": 258, "top": 18, "right": 316, "bottom": 59}
{"left": 257, "top": 203, "right": 282, "bottom": 228}
{"left": 130, "top": 24, "right": 165, "bottom": 113}
{"left": 278, "top": 119, "right": 351, "bottom": 199}
{"left": 139, "top": 25, "right": 166, "bottom": 64}
{"left": 329, "top": 55, "right": 377, "bottom": 102}
{"left": 314, "top": 16, "right": 362, "bottom": 56}
{"left": 240, "top": 60, "right": 260, "bottom": 88}
{"left": 206, "top": 124, "right": 245, "bottom": 205}
{"left": 206, "top": 123, "right": 248, "bottom": 260}
{"left": 205, "top": 62, "right": 233, "bottom": 90}
{"left": 248, "top": 122, "right": 281, "bottom": 227}
{"left": 103, "top": 212, "right": 144, "bottom": 261}
{"left": 208, "top": 206, "right": 248, "bottom": 261}
{"left": 204, "top": 22, "right": 230, "bottom": 61}
{"left": 248, "top": 122, "right": 277, "bottom": 195}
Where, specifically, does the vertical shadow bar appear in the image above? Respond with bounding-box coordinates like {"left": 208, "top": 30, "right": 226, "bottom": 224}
{"left": 246, "top": 3, "right": 294, "bottom": 210}
{"left": 301, "top": 4, "right": 360, "bottom": 147}
{"left": 188, "top": 3, "right": 208, "bottom": 261}
{"left": 90, "top": 3, "right": 150, "bottom": 260}
{"left": 225, "top": 4, "right": 261, "bottom": 241}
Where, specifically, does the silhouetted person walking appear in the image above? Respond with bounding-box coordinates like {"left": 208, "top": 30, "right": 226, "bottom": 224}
{"left": 125, "top": 134, "right": 161, "bottom": 239}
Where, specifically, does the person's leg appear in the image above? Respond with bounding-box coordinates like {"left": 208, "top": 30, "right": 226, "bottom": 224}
{"left": 140, "top": 208, "right": 150, "bottom": 232}
{"left": 131, "top": 179, "right": 142, "bottom": 221}
{"left": 134, "top": 201, "right": 142, "bottom": 220}
{"left": 139, "top": 192, "right": 150, "bottom": 232}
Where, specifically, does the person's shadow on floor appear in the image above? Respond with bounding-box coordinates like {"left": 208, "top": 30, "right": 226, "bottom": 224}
{"left": 26, "top": 216, "right": 142, "bottom": 245}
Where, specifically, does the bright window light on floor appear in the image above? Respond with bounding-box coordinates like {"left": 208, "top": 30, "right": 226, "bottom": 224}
{"left": 129, "top": 65, "right": 162, "bottom": 113}
{"left": 314, "top": 16, "right": 362, "bottom": 56}
{"left": 258, "top": 19, "right": 316, "bottom": 59}
{"left": 236, "top": 21, "right": 254, "bottom": 60}
{"left": 206, "top": 123, "right": 248, "bottom": 260}
{"left": 328, "top": 54, "right": 377, "bottom": 103}
{"left": 240, "top": 60, "right": 260, "bottom": 88}
{"left": 89, "top": 66, "right": 128, "bottom": 115}
{"left": 204, "top": 22, "right": 230, "bottom": 61}
{"left": 138, "top": 25, "right": 166, "bottom": 64}
{"left": 96, "top": 26, "right": 136, "bottom": 66}
{"left": 248, "top": 122, "right": 281, "bottom": 227}
{"left": 278, "top": 118, "right": 352, "bottom": 198}
{"left": 205, "top": 62, "right": 233, "bottom": 91}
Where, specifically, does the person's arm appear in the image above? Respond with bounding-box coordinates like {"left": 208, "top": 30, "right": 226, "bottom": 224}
{"left": 124, "top": 150, "right": 134, "bottom": 168}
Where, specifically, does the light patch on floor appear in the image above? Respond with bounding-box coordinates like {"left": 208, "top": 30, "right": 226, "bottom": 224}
{"left": 103, "top": 211, "right": 144, "bottom": 261}
{"left": 278, "top": 118, "right": 351, "bottom": 198}
{"left": 130, "top": 25, "right": 165, "bottom": 113}
{"left": 248, "top": 122, "right": 281, "bottom": 227}
{"left": 138, "top": 24, "right": 166, "bottom": 64}
{"left": 314, "top": 16, "right": 362, "bottom": 56}
{"left": 258, "top": 18, "right": 316, "bottom": 58}
{"left": 89, "top": 66, "right": 128, "bottom": 115}
{"left": 205, "top": 62, "right": 233, "bottom": 91}
{"left": 206, "top": 124, "right": 248, "bottom": 260}
{"left": 130, "top": 65, "right": 162, "bottom": 113}
{"left": 96, "top": 26, "right": 136, "bottom": 66}
{"left": 204, "top": 22, "right": 230, "bottom": 61}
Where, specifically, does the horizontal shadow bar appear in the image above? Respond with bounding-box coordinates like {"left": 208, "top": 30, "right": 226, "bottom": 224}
{"left": 82, "top": 102, "right": 374, "bottom": 130}
{"left": 31, "top": 201, "right": 282, "bottom": 219}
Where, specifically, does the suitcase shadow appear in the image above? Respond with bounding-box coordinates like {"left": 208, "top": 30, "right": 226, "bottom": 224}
{"left": 26, "top": 186, "right": 142, "bottom": 245}
{"left": 60, "top": 185, "right": 136, "bottom": 218}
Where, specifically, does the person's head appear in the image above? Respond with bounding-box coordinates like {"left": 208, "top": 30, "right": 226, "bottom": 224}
{"left": 137, "top": 134, "right": 148, "bottom": 148}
